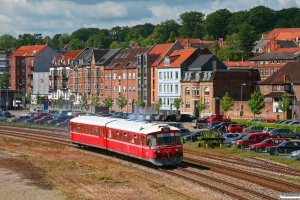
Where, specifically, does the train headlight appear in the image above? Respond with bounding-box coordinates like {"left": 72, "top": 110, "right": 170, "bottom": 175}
{"left": 154, "top": 150, "right": 160, "bottom": 154}
{"left": 175, "top": 148, "right": 181, "bottom": 152}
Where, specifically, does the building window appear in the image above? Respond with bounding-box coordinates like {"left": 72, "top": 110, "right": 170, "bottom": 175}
{"left": 132, "top": 86, "right": 136, "bottom": 92}
{"left": 113, "top": 73, "right": 117, "bottom": 79}
{"left": 159, "top": 85, "right": 162, "bottom": 94}
{"left": 271, "top": 60, "right": 274, "bottom": 64}
{"left": 283, "top": 60, "right": 286, "bottom": 64}
{"left": 260, "top": 61, "right": 263, "bottom": 64}
{"left": 164, "top": 58, "right": 170, "bottom": 66}
{"left": 164, "top": 72, "right": 166, "bottom": 79}
{"left": 265, "top": 69, "right": 269, "bottom": 76}
{"left": 170, "top": 72, "right": 173, "bottom": 79}
{"left": 159, "top": 72, "right": 162, "bottom": 79}
{"left": 123, "top": 72, "right": 126, "bottom": 79}
{"left": 277, "top": 60, "right": 280, "bottom": 64}
{"left": 192, "top": 86, "right": 199, "bottom": 96}
{"left": 271, "top": 69, "right": 274, "bottom": 74}
{"left": 185, "top": 99, "right": 190, "bottom": 109}
{"left": 204, "top": 87, "right": 209, "bottom": 95}
{"left": 277, "top": 85, "right": 281, "bottom": 91}
{"left": 128, "top": 73, "right": 131, "bottom": 79}
{"left": 132, "top": 73, "right": 135, "bottom": 79}
{"left": 175, "top": 71, "right": 179, "bottom": 79}
{"left": 260, "top": 69, "right": 263, "bottom": 75}
{"left": 205, "top": 99, "right": 210, "bottom": 109}
{"left": 113, "top": 86, "right": 116, "bottom": 92}
{"left": 170, "top": 85, "right": 173, "bottom": 93}
{"left": 123, "top": 86, "right": 126, "bottom": 92}
{"left": 21, "top": 69, "right": 25, "bottom": 75}
{"left": 185, "top": 87, "right": 190, "bottom": 95}
{"left": 264, "top": 85, "right": 269, "bottom": 91}
{"left": 175, "top": 84, "right": 178, "bottom": 94}
{"left": 265, "top": 61, "right": 268, "bottom": 64}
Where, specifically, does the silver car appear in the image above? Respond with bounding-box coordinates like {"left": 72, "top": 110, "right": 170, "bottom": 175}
{"left": 269, "top": 128, "right": 300, "bottom": 139}
{"left": 290, "top": 150, "right": 300, "bottom": 160}
{"left": 0, "top": 114, "right": 7, "bottom": 122}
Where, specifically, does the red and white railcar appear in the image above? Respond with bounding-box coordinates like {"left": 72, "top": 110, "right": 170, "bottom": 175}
{"left": 70, "top": 116, "right": 183, "bottom": 166}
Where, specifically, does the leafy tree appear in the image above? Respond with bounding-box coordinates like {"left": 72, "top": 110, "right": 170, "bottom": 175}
{"left": 36, "top": 92, "right": 43, "bottom": 105}
{"left": 43, "top": 36, "right": 52, "bottom": 44}
{"left": 59, "top": 33, "right": 71, "bottom": 47}
{"left": 225, "top": 33, "right": 240, "bottom": 48}
{"left": 238, "top": 23, "right": 256, "bottom": 59}
{"left": 103, "top": 96, "right": 113, "bottom": 109}
{"left": 227, "top": 11, "right": 250, "bottom": 35}
{"left": 52, "top": 34, "right": 62, "bottom": 50}
{"left": 57, "top": 95, "right": 66, "bottom": 109}
{"left": 87, "top": 29, "right": 110, "bottom": 49}
{"left": 152, "top": 20, "right": 179, "bottom": 43}
{"left": 69, "top": 93, "right": 76, "bottom": 110}
{"left": 178, "top": 11, "right": 205, "bottom": 38}
{"left": 173, "top": 98, "right": 182, "bottom": 114}
{"left": 109, "top": 26, "right": 130, "bottom": 42}
{"left": 71, "top": 28, "right": 101, "bottom": 42}
{"left": 154, "top": 98, "right": 162, "bottom": 114}
{"left": 15, "top": 33, "right": 41, "bottom": 49}
{"left": 131, "top": 23, "right": 155, "bottom": 38}
{"left": 69, "top": 38, "right": 85, "bottom": 50}
{"left": 195, "top": 99, "right": 206, "bottom": 118}
{"left": 220, "top": 92, "right": 234, "bottom": 116}
{"left": 134, "top": 96, "right": 144, "bottom": 113}
{"left": 109, "top": 41, "right": 120, "bottom": 49}
{"left": 209, "top": 40, "right": 219, "bottom": 55}
{"left": 217, "top": 45, "right": 243, "bottom": 61}
{"left": 247, "top": 91, "right": 265, "bottom": 118}
{"left": 140, "top": 35, "right": 155, "bottom": 47}
{"left": 202, "top": 9, "right": 232, "bottom": 39}
{"left": 79, "top": 93, "right": 88, "bottom": 111}
{"left": 0, "top": 73, "right": 9, "bottom": 88}
{"left": 25, "top": 92, "right": 33, "bottom": 104}
{"left": 116, "top": 93, "right": 127, "bottom": 111}
{"left": 124, "top": 28, "right": 143, "bottom": 48}
{"left": 91, "top": 94, "right": 100, "bottom": 106}
{"left": 0, "top": 34, "right": 16, "bottom": 49}
{"left": 275, "top": 7, "right": 300, "bottom": 28}
{"left": 247, "top": 6, "right": 276, "bottom": 36}
{"left": 277, "top": 92, "right": 291, "bottom": 120}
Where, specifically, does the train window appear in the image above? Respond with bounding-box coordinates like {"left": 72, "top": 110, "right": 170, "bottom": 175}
{"left": 134, "top": 134, "right": 139, "bottom": 144}
{"left": 108, "top": 130, "right": 112, "bottom": 138}
{"left": 174, "top": 132, "right": 181, "bottom": 144}
{"left": 147, "top": 135, "right": 157, "bottom": 146}
{"left": 95, "top": 127, "right": 98, "bottom": 135}
{"left": 100, "top": 128, "right": 103, "bottom": 136}
{"left": 157, "top": 133, "right": 174, "bottom": 145}
{"left": 142, "top": 136, "right": 147, "bottom": 146}
{"left": 91, "top": 126, "right": 95, "bottom": 135}
{"left": 70, "top": 123, "right": 73, "bottom": 131}
{"left": 77, "top": 124, "right": 80, "bottom": 132}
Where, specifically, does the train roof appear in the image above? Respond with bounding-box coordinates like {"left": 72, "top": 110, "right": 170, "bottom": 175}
{"left": 70, "top": 116, "right": 180, "bottom": 134}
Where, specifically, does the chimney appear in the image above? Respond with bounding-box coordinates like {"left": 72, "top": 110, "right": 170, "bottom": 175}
{"left": 242, "top": 56, "right": 244, "bottom": 62}
{"left": 227, "top": 57, "right": 230, "bottom": 61}
{"left": 133, "top": 43, "right": 140, "bottom": 48}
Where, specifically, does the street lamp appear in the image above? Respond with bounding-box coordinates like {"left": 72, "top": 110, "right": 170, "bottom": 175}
{"left": 291, "top": 83, "right": 296, "bottom": 119}
{"left": 6, "top": 87, "right": 10, "bottom": 110}
{"left": 241, "top": 83, "right": 246, "bottom": 118}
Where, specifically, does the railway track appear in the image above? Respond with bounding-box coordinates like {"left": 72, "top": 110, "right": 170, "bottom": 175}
{"left": 1, "top": 125, "right": 299, "bottom": 199}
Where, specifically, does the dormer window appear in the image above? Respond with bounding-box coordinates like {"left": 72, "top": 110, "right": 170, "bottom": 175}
{"left": 164, "top": 57, "right": 170, "bottom": 66}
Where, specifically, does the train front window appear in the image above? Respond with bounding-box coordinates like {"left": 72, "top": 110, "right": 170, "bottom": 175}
{"left": 147, "top": 135, "right": 157, "bottom": 146}
{"left": 157, "top": 133, "right": 175, "bottom": 145}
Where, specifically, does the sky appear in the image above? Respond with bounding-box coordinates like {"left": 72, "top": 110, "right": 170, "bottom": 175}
{"left": 0, "top": 0, "right": 300, "bottom": 38}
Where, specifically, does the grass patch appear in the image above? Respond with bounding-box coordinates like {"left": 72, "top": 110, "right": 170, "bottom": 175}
{"left": 282, "top": 175, "right": 300, "bottom": 183}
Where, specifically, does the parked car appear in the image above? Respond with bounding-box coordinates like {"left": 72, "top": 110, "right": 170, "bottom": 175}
{"left": 47, "top": 116, "right": 74, "bottom": 126}
{"left": 145, "top": 114, "right": 157, "bottom": 122}
{"left": 290, "top": 150, "right": 300, "bottom": 160}
{"left": 56, "top": 119, "right": 71, "bottom": 127}
{"left": 220, "top": 133, "right": 240, "bottom": 143}
{"left": 163, "top": 114, "right": 177, "bottom": 122}
{"left": 34, "top": 115, "right": 55, "bottom": 124}
{"left": 207, "top": 121, "right": 222, "bottom": 129}
{"left": 10, "top": 116, "right": 31, "bottom": 123}
{"left": 225, "top": 134, "right": 247, "bottom": 146}
{"left": 154, "top": 114, "right": 165, "bottom": 121}
{"left": 248, "top": 117, "right": 265, "bottom": 122}
{"left": 179, "top": 128, "right": 191, "bottom": 137}
{"left": 243, "top": 125, "right": 264, "bottom": 133}
{"left": 262, "top": 118, "right": 277, "bottom": 123}
{"left": 234, "top": 132, "right": 270, "bottom": 149}
{"left": 191, "top": 119, "right": 208, "bottom": 129}
{"left": 24, "top": 116, "right": 42, "bottom": 123}
{"left": 207, "top": 114, "right": 230, "bottom": 123}
{"left": 266, "top": 140, "right": 300, "bottom": 155}
{"left": 263, "top": 127, "right": 275, "bottom": 133}
{"left": 249, "top": 138, "right": 291, "bottom": 153}
{"left": 126, "top": 113, "right": 136, "bottom": 120}
{"left": 182, "top": 131, "right": 203, "bottom": 142}
{"left": 34, "top": 112, "right": 50, "bottom": 117}
{"left": 211, "top": 122, "right": 232, "bottom": 131}
{"left": 287, "top": 121, "right": 300, "bottom": 125}
{"left": 176, "top": 114, "right": 196, "bottom": 122}
{"left": 25, "top": 111, "right": 37, "bottom": 117}
{"left": 227, "top": 124, "right": 246, "bottom": 133}
{"left": 165, "top": 122, "right": 184, "bottom": 128}
{"left": 268, "top": 128, "right": 300, "bottom": 139}
{"left": 137, "top": 114, "right": 146, "bottom": 121}
{"left": 2, "top": 110, "right": 11, "bottom": 118}
{"left": 99, "top": 113, "right": 112, "bottom": 117}
{"left": 0, "top": 114, "right": 7, "bottom": 122}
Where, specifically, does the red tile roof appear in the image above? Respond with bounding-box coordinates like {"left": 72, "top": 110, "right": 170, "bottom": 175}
{"left": 148, "top": 43, "right": 174, "bottom": 67}
{"left": 223, "top": 60, "right": 251, "bottom": 67}
{"left": 272, "top": 47, "right": 300, "bottom": 53}
{"left": 262, "top": 28, "right": 300, "bottom": 40}
{"left": 16, "top": 44, "right": 48, "bottom": 56}
{"left": 158, "top": 48, "right": 197, "bottom": 68}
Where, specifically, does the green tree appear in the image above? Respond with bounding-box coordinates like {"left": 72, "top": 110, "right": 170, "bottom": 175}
{"left": 71, "top": 27, "right": 101, "bottom": 42}
{"left": 0, "top": 73, "right": 9, "bottom": 88}
{"left": 109, "top": 26, "right": 130, "bottom": 42}
{"left": 154, "top": 98, "right": 162, "bottom": 114}
{"left": 79, "top": 93, "right": 88, "bottom": 111}
{"left": 103, "top": 96, "right": 113, "bottom": 109}
{"left": 217, "top": 45, "right": 243, "bottom": 61}
{"left": 69, "top": 93, "right": 76, "bottom": 110}
{"left": 247, "top": 91, "right": 265, "bottom": 118}
{"left": 220, "top": 92, "right": 234, "bottom": 116}
{"left": 227, "top": 10, "right": 250, "bottom": 35}
{"left": 91, "top": 94, "right": 100, "bottom": 106}
{"left": 277, "top": 92, "right": 291, "bottom": 120}
{"left": 238, "top": 23, "right": 256, "bottom": 59}
{"left": 109, "top": 41, "right": 119, "bottom": 49}
{"left": 173, "top": 98, "right": 182, "bottom": 114}
{"left": 152, "top": 20, "right": 179, "bottom": 43}
{"left": 202, "top": 9, "right": 232, "bottom": 39}
{"left": 52, "top": 34, "right": 62, "bottom": 50}
{"left": 131, "top": 23, "right": 155, "bottom": 38}
{"left": 134, "top": 96, "right": 144, "bottom": 113}
{"left": 195, "top": 99, "right": 206, "bottom": 118}
{"left": 178, "top": 11, "right": 205, "bottom": 38}
{"left": 36, "top": 92, "right": 43, "bottom": 105}
{"left": 69, "top": 38, "right": 85, "bottom": 50}
{"left": 59, "top": 33, "right": 71, "bottom": 47}
{"left": 209, "top": 40, "right": 219, "bottom": 55}
{"left": 0, "top": 34, "right": 16, "bottom": 49}
{"left": 116, "top": 93, "right": 127, "bottom": 111}
{"left": 87, "top": 29, "right": 110, "bottom": 49}
{"left": 25, "top": 92, "right": 33, "bottom": 104}
{"left": 57, "top": 95, "right": 66, "bottom": 109}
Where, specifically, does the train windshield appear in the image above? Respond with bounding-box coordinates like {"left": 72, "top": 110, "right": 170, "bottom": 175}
{"left": 147, "top": 132, "right": 181, "bottom": 146}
